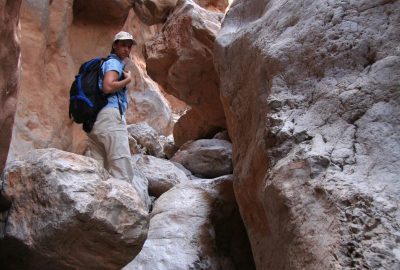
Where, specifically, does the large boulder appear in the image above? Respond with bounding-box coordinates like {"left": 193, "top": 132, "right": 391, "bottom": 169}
{"left": 0, "top": 0, "right": 22, "bottom": 172}
{"left": 145, "top": 0, "right": 226, "bottom": 145}
{"left": 123, "top": 175, "right": 255, "bottom": 270}
{"left": 0, "top": 149, "right": 149, "bottom": 270}
{"left": 171, "top": 139, "right": 232, "bottom": 178}
{"left": 215, "top": 0, "right": 400, "bottom": 269}
{"left": 127, "top": 122, "right": 164, "bottom": 157}
{"left": 134, "top": 154, "right": 189, "bottom": 197}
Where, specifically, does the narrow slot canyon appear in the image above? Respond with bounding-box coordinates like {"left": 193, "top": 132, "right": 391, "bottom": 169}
{"left": 0, "top": 0, "right": 399, "bottom": 269}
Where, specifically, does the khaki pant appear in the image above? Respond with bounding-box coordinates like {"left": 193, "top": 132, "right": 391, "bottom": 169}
{"left": 87, "top": 107, "right": 133, "bottom": 182}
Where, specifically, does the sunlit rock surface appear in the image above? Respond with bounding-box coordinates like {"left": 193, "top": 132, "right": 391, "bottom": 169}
{"left": 131, "top": 0, "right": 228, "bottom": 26}
{"left": 0, "top": 149, "right": 149, "bottom": 270}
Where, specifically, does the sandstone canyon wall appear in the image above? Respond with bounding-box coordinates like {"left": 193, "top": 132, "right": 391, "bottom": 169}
{"left": 142, "top": 0, "right": 228, "bottom": 146}
{"left": 2, "top": 0, "right": 399, "bottom": 269}
{"left": 0, "top": 0, "right": 22, "bottom": 172}
{"left": 7, "top": 0, "right": 174, "bottom": 162}
{"left": 215, "top": 0, "right": 400, "bottom": 269}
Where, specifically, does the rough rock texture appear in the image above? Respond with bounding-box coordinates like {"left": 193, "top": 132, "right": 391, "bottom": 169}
{"left": 213, "top": 130, "right": 230, "bottom": 141}
{"left": 159, "top": 134, "right": 179, "bottom": 159}
{"left": 194, "top": 0, "right": 229, "bottom": 12}
{"left": 0, "top": 149, "right": 149, "bottom": 270}
{"left": 145, "top": 0, "right": 226, "bottom": 145}
{"left": 172, "top": 161, "right": 198, "bottom": 180}
{"left": 7, "top": 0, "right": 128, "bottom": 160}
{"left": 132, "top": 0, "right": 229, "bottom": 26}
{"left": 171, "top": 139, "right": 232, "bottom": 178}
{"left": 123, "top": 175, "right": 255, "bottom": 270}
{"left": 0, "top": 0, "right": 22, "bottom": 172}
{"left": 130, "top": 156, "right": 152, "bottom": 211}
{"left": 127, "top": 122, "right": 164, "bottom": 157}
{"left": 123, "top": 10, "right": 175, "bottom": 136}
{"left": 7, "top": 1, "right": 174, "bottom": 161}
{"left": 135, "top": 154, "right": 189, "bottom": 197}
{"left": 215, "top": 0, "right": 400, "bottom": 269}
{"left": 131, "top": 0, "right": 178, "bottom": 25}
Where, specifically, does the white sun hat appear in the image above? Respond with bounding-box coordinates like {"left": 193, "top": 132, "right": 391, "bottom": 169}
{"left": 113, "top": 31, "right": 136, "bottom": 44}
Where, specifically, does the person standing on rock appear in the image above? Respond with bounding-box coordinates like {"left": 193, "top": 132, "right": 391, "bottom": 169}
{"left": 87, "top": 31, "right": 135, "bottom": 182}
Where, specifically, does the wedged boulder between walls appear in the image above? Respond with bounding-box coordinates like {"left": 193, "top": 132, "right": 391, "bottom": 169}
{"left": 123, "top": 175, "right": 255, "bottom": 270}
{"left": 145, "top": 0, "right": 227, "bottom": 146}
{"left": 0, "top": 149, "right": 149, "bottom": 270}
{"left": 131, "top": 0, "right": 228, "bottom": 26}
{"left": 171, "top": 139, "right": 233, "bottom": 178}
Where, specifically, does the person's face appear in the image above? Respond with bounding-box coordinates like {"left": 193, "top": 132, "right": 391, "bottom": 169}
{"left": 113, "top": 40, "right": 133, "bottom": 59}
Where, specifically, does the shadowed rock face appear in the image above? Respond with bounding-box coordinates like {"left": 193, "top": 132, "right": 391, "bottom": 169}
{"left": 123, "top": 175, "right": 255, "bottom": 270}
{"left": 0, "top": 0, "right": 22, "bottom": 172}
{"left": 145, "top": 0, "right": 226, "bottom": 145}
{"left": 173, "top": 107, "right": 224, "bottom": 147}
{"left": 0, "top": 149, "right": 149, "bottom": 270}
{"left": 215, "top": 0, "right": 400, "bottom": 269}
{"left": 73, "top": 0, "right": 131, "bottom": 25}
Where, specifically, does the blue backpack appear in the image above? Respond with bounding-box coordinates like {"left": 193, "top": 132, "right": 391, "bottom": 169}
{"left": 69, "top": 57, "right": 109, "bottom": 133}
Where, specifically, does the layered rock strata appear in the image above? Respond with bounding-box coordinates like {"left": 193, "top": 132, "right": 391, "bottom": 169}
{"left": 215, "top": 0, "right": 400, "bottom": 269}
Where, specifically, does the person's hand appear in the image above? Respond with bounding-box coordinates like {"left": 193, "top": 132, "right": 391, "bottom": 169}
{"left": 123, "top": 69, "right": 131, "bottom": 82}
